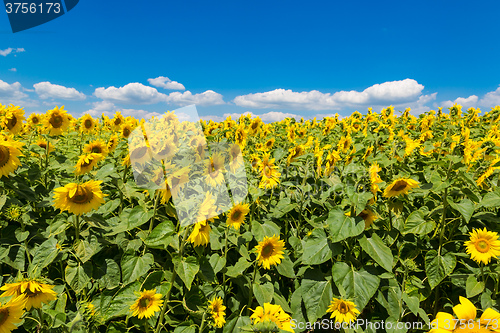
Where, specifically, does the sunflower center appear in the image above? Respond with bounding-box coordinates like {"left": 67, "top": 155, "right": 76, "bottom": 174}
{"left": 123, "top": 128, "right": 131, "bottom": 137}
{"left": 0, "top": 146, "right": 10, "bottom": 168}
{"left": 91, "top": 146, "right": 102, "bottom": 154}
{"left": 114, "top": 118, "right": 122, "bottom": 126}
{"left": 131, "top": 146, "right": 147, "bottom": 160}
{"left": 50, "top": 115, "right": 63, "bottom": 128}
{"left": 84, "top": 119, "right": 92, "bottom": 129}
{"left": 392, "top": 181, "right": 408, "bottom": 192}
{"left": 231, "top": 210, "right": 242, "bottom": 221}
{"left": 38, "top": 143, "right": 47, "bottom": 150}
{"left": 69, "top": 185, "right": 94, "bottom": 204}
{"left": 81, "top": 159, "right": 93, "bottom": 168}
{"left": 7, "top": 116, "right": 17, "bottom": 129}
{"left": 139, "top": 297, "right": 151, "bottom": 308}
{"left": 475, "top": 239, "right": 490, "bottom": 253}
{"left": 263, "top": 166, "right": 272, "bottom": 177}
{"left": 32, "top": 116, "right": 40, "bottom": 124}
{"left": 0, "top": 308, "right": 9, "bottom": 326}
{"left": 266, "top": 141, "right": 273, "bottom": 148}
{"left": 338, "top": 302, "right": 349, "bottom": 314}
{"left": 261, "top": 243, "right": 274, "bottom": 258}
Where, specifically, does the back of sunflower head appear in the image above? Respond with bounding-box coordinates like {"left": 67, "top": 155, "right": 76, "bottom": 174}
{"left": 128, "top": 105, "right": 248, "bottom": 227}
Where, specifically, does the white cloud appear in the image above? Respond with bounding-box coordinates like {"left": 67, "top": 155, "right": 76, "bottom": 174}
{"left": 201, "top": 111, "right": 299, "bottom": 122}
{"left": 94, "top": 83, "right": 168, "bottom": 104}
{"left": 166, "top": 90, "right": 225, "bottom": 106}
{"left": 148, "top": 76, "right": 185, "bottom": 90}
{"left": 34, "top": 81, "right": 86, "bottom": 101}
{"left": 84, "top": 101, "right": 162, "bottom": 120}
{"left": 440, "top": 95, "right": 478, "bottom": 110}
{"left": 0, "top": 48, "right": 25, "bottom": 57}
{"left": 479, "top": 86, "right": 500, "bottom": 107}
{"left": 398, "top": 93, "right": 438, "bottom": 115}
{"left": 8, "top": 68, "right": 17, "bottom": 72}
{"left": 233, "top": 79, "right": 424, "bottom": 111}
{"left": 0, "top": 79, "right": 28, "bottom": 100}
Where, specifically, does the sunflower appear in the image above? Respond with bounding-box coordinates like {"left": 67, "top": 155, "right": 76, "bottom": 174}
{"left": 430, "top": 296, "right": 500, "bottom": 333}
{"left": 80, "top": 114, "right": 97, "bottom": 133}
{"left": 111, "top": 112, "right": 125, "bottom": 130}
{"left": 249, "top": 154, "right": 261, "bottom": 170}
{"left": 464, "top": 228, "right": 500, "bottom": 265}
{"left": 128, "top": 144, "right": 153, "bottom": 166}
{"left": 2, "top": 105, "right": 25, "bottom": 135}
{"left": 0, "top": 296, "right": 26, "bottom": 332}
{"left": 129, "top": 289, "right": 163, "bottom": 319}
{"left": 258, "top": 153, "right": 281, "bottom": 189}
{"left": 187, "top": 220, "right": 211, "bottom": 247}
{"left": 107, "top": 134, "right": 119, "bottom": 153}
{"left": 151, "top": 138, "right": 177, "bottom": 161}
{"left": 255, "top": 235, "right": 285, "bottom": 269}
{"left": 226, "top": 203, "right": 250, "bottom": 230}
{"left": 83, "top": 139, "right": 109, "bottom": 156}
{"left": 346, "top": 209, "right": 377, "bottom": 229}
{"left": 263, "top": 138, "right": 275, "bottom": 151}
{"left": 287, "top": 145, "right": 305, "bottom": 165}
{"left": 206, "top": 153, "right": 226, "bottom": 187}
{"left": 326, "top": 298, "right": 360, "bottom": 323}
{"left": 43, "top": 106, "right": 70, "bottom": 136}
{"left": 53, "top": 180, "right": 106, "bottom": 215}
{"left": 0, "top": 279, "right": 57, "bottom": 310}
{"left": 208, "top": 296, "right": 226, "bottom": 328}
{"left": 120, "top": 123, "right": 134, "bottom": 139}
{"left": 75, "top": 153, "right": 104, "bottom": 175}
{"left": 35, "top": 138, "right": 54, "bottom": 154}
{"left": 0, "top": 138, "right": 24, "bottom": 178}
{"left": 234, "top": 125, "right": 247, "bottom": 148}
{"left": 27, "top": 113, "right": 44, "bottom": 129}
{"left": 382, "top": 178, "right": 419, "bottom": 198}
{"left": 250, "top": 303, "right": 293, "bottom": 333}
{"left": 228, "top": 143, "right": 244, "bottom": 172}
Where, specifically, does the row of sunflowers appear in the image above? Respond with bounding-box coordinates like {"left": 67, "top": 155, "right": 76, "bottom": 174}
{"left": 0, "top": 102, "right": 499, "bottom": 332}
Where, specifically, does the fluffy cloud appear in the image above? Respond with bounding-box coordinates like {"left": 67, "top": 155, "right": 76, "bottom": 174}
{"left": 0, "top": 48, "right": 25, "bottom": 56}
{"left": 148, "top": 76, "right": 185, "bottom": 90}
{"left": 233, "top": 79, "right": 424, "bottom": 111}
{"left": 479, "top": 86, "right": 500, "bottom": 107}
{"left": 201, "top": 111, "right": 299, "bottom": 123}
{"left": 8, "top": 68, "right": 17, "bottom": 72}
{"left": 34, "top": 82, "right": 86, "bottom": 100}
{"left": 94, "top": 83, "right": 167, "bottom": 104}
{"left": 166, "top": 90, "right": 225, "bottom": 106}
{"left": 439, "top": 95, "right": 478, "bottom": 110}
{"left": 0, "top": 79, "right": 28, "bottom": 101}
{"left": 84, "top": 101, "right": 161, "bottom": 120}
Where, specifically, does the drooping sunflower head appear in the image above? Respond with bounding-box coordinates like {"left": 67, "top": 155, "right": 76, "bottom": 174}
{"left": 53, "top": 180, "right": 106, "bottom": 215}
{"left": 43, "top": 106, "right": 70, "bottom": 136}
{"left": 287, "top": 145, "right": 305, "bottom": 165}
{"left": 250, "top": 303, "right": 293, "bottom": 333}
{"left": 382, "top": 177, "right": 419, "bottom": 198}
{"left": 234, "top": 126, "right": 247, "bottom": 148}
{"left": 208, "top": 296, "right": 226, "bottom": 328}
{"left": 0, "top": 295, "right": 26, "bottom": 332}
{"left": 129, "top": 289, "right": 164, "bottom": 319}
{"left": 107, "top": 134, "right": 119, "bottom": 152}
{"left": 83, "top": 139, "right": 109, "bottom": 156}
{"left": 120, "top": 123, "right": 134, "bottom": 139}
{"left": 0, "top": 279, "right": 57, "bottom": 310}
{"left": 226, "top": 203, "right": 250, "bottom": 230}
{"left": 326, "top": 298, "right": 360, "bottom": 323}
{"left": 206, "top": 153, "right": 226, "bottom": 187}
{"left": 187, "top": 220, "right": 211, "bottom": 247}
{"left": 464, "top": 228, "right": 500, "bottom": 265}
{"left": 75, "top": 153, "right": 104, "bottom": 175}
{"left": 255, "top": 235, "right": 285, "bottom": 269}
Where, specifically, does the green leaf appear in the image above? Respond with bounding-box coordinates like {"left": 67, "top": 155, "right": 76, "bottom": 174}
{"left": 270, "top": 197, "right": 298, "bottom": 218}
{"left": 15, "top": 229, "right": 29, "bottom": 242}
{"left": 332, "top": 262, "right": 380, "bottom": 310}
{"left": 223, "top": 315, "right": 251, "bottom": 333}
{"left": 350, "top": 192, "right": 373, "bottom": 215}
{"left": 105, "top": 206, "right": 154, "bottom": 236}
{"left": 209, "top": 253, "right": 226, "bottom": 274}
{"left": 226, "top": 257, "right": 252, "bottom": 278}
{"left": 276, "top": 253, "right": 295, "bottom": 278}
{"left": 0, "top": 195, "right": 6, "bottom": 210}
{"left": 397, "top": 207, "right": 434, "bottom": 235}
{"left": 466, "top": 275, "right": 485, "bottom": 298}
{"left": 302, "top": 229, "right": 333, "bottom": 265}
{"left": 75, "top": 235, "right": 102, "bottom": 263}
{"left": 327, "top": 208, "right": 365, "bottom": 242}
{"left": 251, "top": 220, "right": 281, "bottom": 241}
{"left": 448, "top": 199, "right": 475, "bottom": 222}
{"left": 173, "top": 256, "right": 199, "bottom": 290}
{"left": 480, "top": 191, "right": 500, "bottom": 208}
{"left": 144, "top": 220, "right": 176, "bottom": 248}
{"left": 29, "top": 237, "right": 60, "bottom": 275}
{"left": 425, "top": 250, "right": 456, "bottom": 289}
{"left": 358, "top": 234, "right": 393, "bottom": 271}
{"left": 121, "top": 251, "right": 154, "bottom": 285}
{"left": 173, "top": 326, "right": 196, "bottom": 333}
{"left": 402, "top": 292, "right": 419, "bottom": 316}
{"left": 300, "top": 271, "right": 333, "bottom": 323}
{"left": 65, "top": 260, "right": 92, "bottom": 293}
{"left": 253, "top": 282, "right": 274, "bottom": 306}
{"left": 97, "top": 259, "right": 121, "bottom": 290}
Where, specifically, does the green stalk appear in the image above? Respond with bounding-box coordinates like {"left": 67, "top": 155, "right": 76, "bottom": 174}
{"left": 74, "top": 215, "right": 80, "bottom": 243}
{"left": 149, "top": 191, "right": 161, "bottom": 232}
{"left": 154, "top": 226, "right": 190, "bottom": 333}
{"left": 198, "top": 311, "right": 207, "bottom": 333}
{"left": 246, "top": 262, "right": 258, "bottom": 316}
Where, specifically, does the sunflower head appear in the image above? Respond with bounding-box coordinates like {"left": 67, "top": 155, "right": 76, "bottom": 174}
{"left": 464, "top": 228, "right": 500, "bottom": 265}
{"left": 53, "top": 180, "right": 106, "bottom": 215}
{"left": 2, "top": 105, "right": 25, "bottom": 135}
{"left": 382, "top": 178, "right": 419, "bottom": 198}
{"left": 326, "top": 298, "right": 360, "bottom": 323}
{"left": 226, "top": 203, "right": 250, "bottom": 230}
{"left": 43, "top": 106, "right": 70, "bottom": 136}
{"left": 208, "top": 296, "right": 226, "bottom": 328}
{"left": 255, "top": 235, "right": 285, "bottom": 269}
{"left": 250, "top": 303, "right": 293, "bottom": 333}
{"left": 0, "top": 279, "right": 57, "bottom": 310}
{"left": 0, "top": 295, "right": 26, "bottom": 332}
{"left": 0, "top": 139, "right": 24, "bottom": 178}
{"left": 75, "top": 153, "right": 104, "bottom": 175}
{"left": 130, "top": 289, "right": 164, "bottom": 319}
{"left": 80, "top": 114, "right": 97, "bottom": 133}
{"left": 83, "top": 139, "right": 109, "bottom": 156}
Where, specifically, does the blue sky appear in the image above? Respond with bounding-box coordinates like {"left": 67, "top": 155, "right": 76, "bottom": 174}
{"left": 1, "top": 0, "right": 500, "bottom": 121}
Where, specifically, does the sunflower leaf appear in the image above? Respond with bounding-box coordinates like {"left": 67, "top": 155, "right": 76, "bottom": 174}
{"left": 326, "top": 208, "right": 365, "bottom": 243}
{"left": 425, "top": 250, "right": 456, "bottom": 290}
{"left": 173, "top": 256, "right": 199, "bottom": 290}
{"left": 358, "top": 233, "right": 393, "bottom": 272}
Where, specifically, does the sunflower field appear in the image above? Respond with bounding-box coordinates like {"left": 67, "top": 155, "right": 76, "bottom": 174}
{"left": 0, "top": 103, "right": 500, "bottom": 333}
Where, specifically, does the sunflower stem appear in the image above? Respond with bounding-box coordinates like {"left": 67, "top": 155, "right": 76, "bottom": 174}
{"left": 154, "top": 226, "right": 190, "bottom": 333}
{"left": 44, "top": 137, "right": 50, "bottom": 189}
{"left": 222, "top": 227, "right": 228, "bottom": 299}
{"left": 198, "top": 311, "right": 207, "bottom": 333}
{"left": 246, "top": 262, "right": 258, "bottom": 316}
{"left": 149, "top": 191, "right": 161, "bottom": 233}
{"left": 74, "top": 215, "right": 80, "bottom": 243}
{"left": 36, "top": 307, "right": 44, "bottom": 330}
{"left": 480, "top": 263, "right": 485, "bottom": 283}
